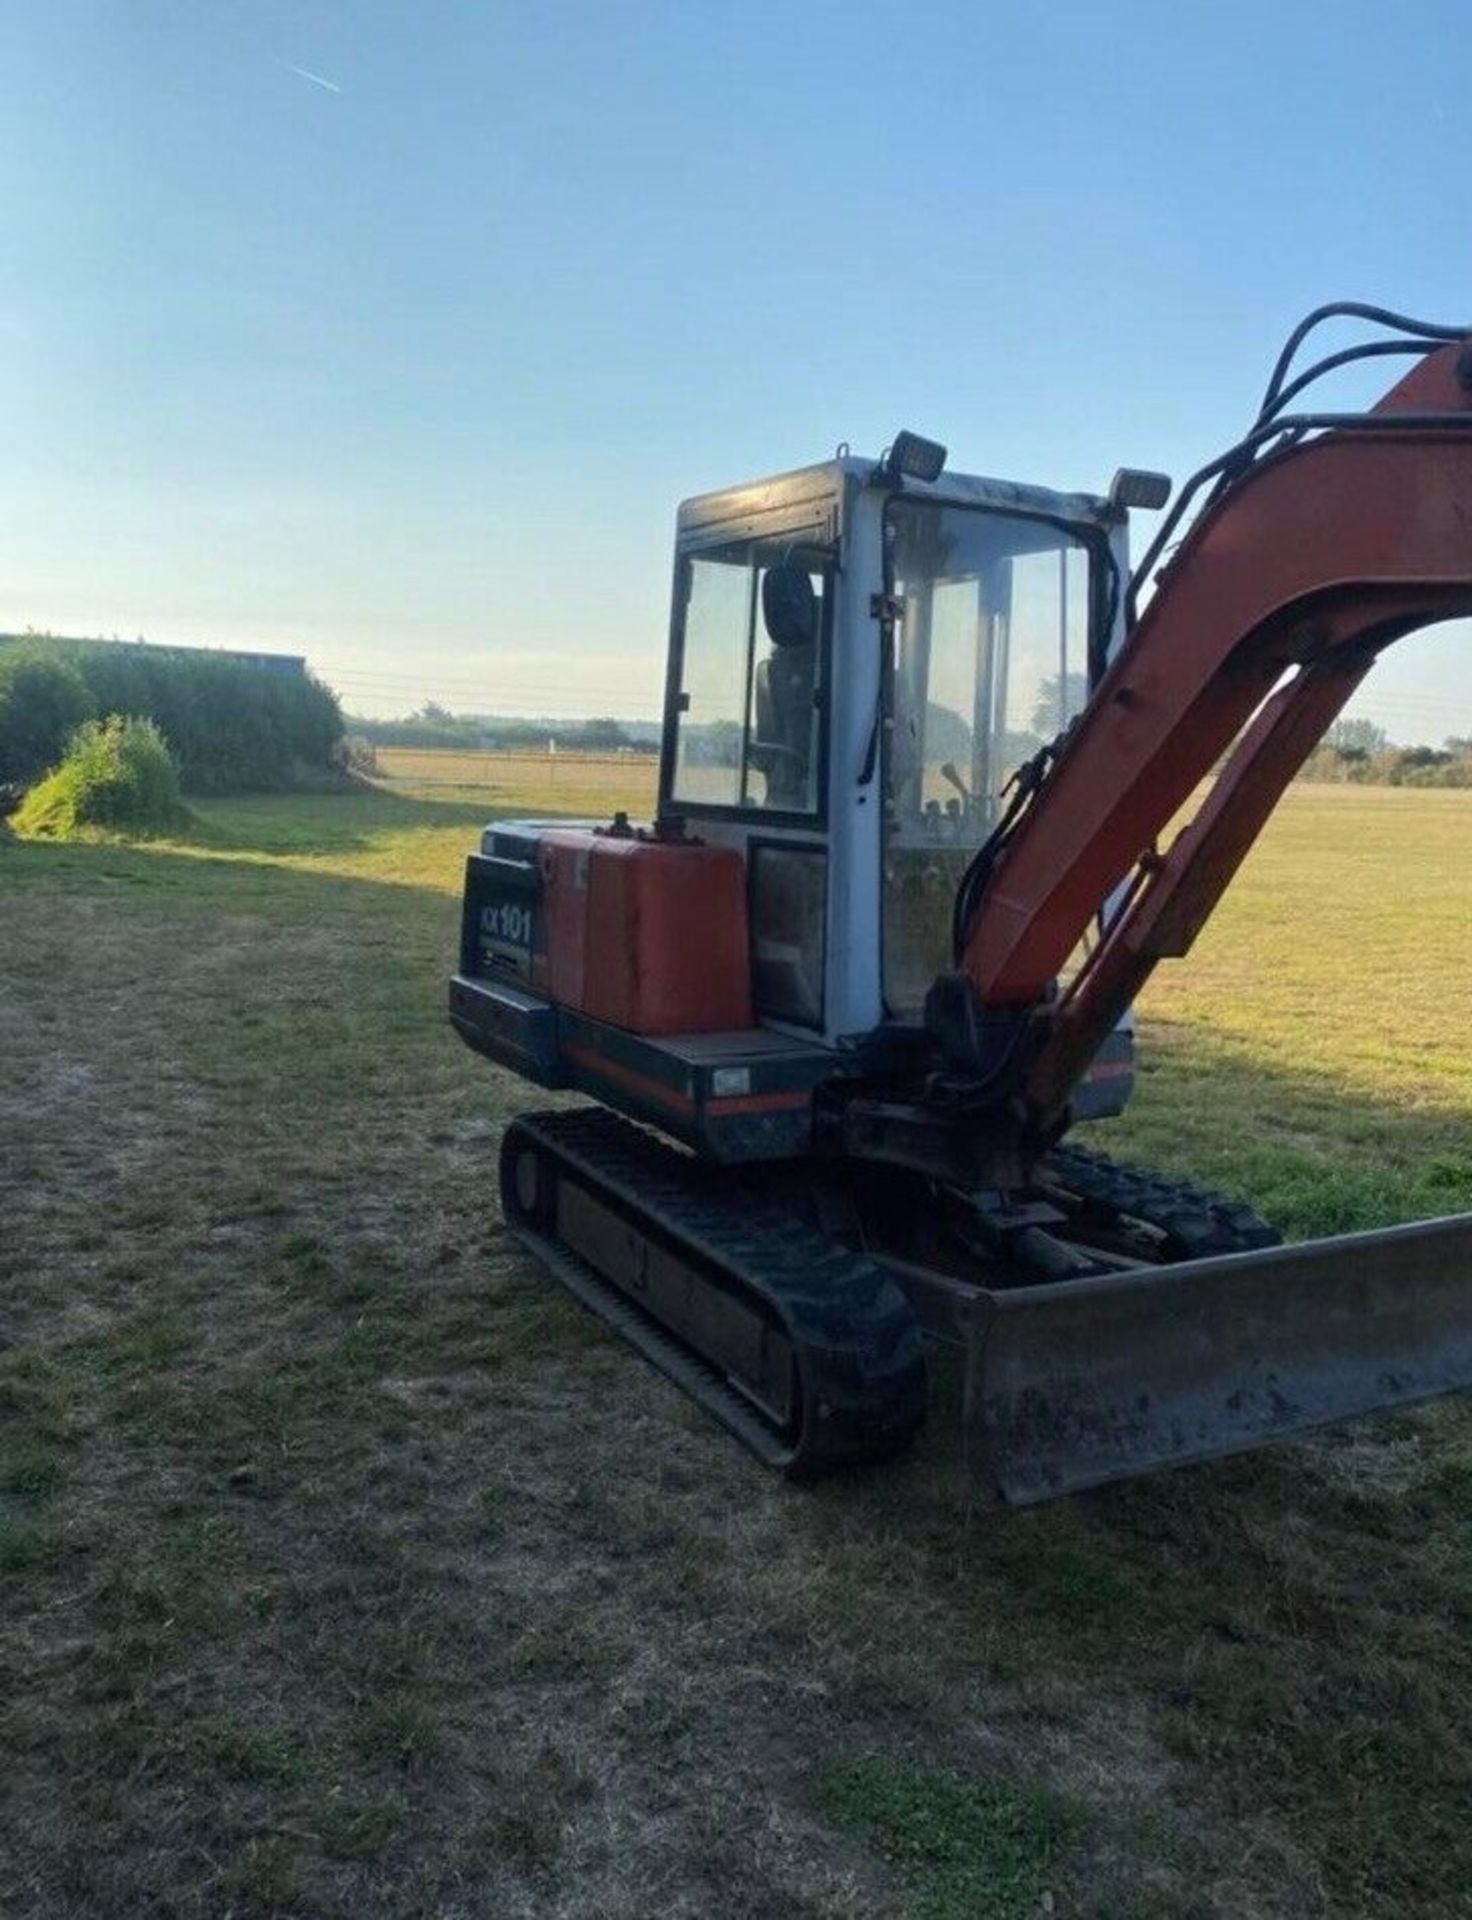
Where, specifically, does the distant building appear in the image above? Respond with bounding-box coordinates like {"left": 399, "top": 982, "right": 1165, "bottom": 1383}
{"left": 0, "top": 633, "right": 307, "bottom": 677}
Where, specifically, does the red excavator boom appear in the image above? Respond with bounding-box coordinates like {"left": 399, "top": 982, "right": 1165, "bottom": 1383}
{"left": 960, "top": 339, "right": 1472, "bottom": 1126}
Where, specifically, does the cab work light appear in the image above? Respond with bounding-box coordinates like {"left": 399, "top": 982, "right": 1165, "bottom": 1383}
{"left": 1109, "top": 467, "right": 1172, "bottom": 511}
{"left": 884, "top": 430, "right": 948, "bottom": 484}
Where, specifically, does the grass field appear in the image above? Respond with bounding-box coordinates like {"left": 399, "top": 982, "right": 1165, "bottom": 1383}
{"left": 2, "top": 768, "right": 1470, "bottom": 1919}
{"left": 374, "top": 745, "right": 658, "bottom": 818}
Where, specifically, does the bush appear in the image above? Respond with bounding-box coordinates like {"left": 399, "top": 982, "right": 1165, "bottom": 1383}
{"left": 13, "top": 715, "right": 192, "bottom": 839}
{"left": 0, "top": 648, "right": 96, "bottom": 787}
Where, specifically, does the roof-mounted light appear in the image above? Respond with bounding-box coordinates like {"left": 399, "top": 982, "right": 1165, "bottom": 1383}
{"left": 884, "top": 430, "right": 948, "bottom": 485}
{"left": 1109, "top": 467, "right": 1172, "bottom": 511}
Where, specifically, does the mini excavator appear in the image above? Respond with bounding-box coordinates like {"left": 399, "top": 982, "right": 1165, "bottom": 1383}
{"left": 450, "top": 303, "right": 1472, "bottom": 1501}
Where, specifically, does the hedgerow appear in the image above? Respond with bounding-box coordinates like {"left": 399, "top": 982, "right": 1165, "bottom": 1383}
{"left": 1300, "top": 742, "right": 1472, "bottom": 788}
{"left": 0, "top": 647, "right": 96, "bottom": 788}
{"left": 2, "top": 639, "right": 342, "bottom": 794}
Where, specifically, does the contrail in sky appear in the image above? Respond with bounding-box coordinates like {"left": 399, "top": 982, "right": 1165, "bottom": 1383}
{"left": 285, "top": 63, "right": 342, "bottom": 94}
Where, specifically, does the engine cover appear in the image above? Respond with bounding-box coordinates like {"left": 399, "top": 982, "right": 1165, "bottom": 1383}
{"left": 463, "top": 821, "right": 753, "bottom": 1036}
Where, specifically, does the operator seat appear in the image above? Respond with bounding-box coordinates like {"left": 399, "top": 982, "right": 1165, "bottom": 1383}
{"left": 752, "top": 559, "right": 817, "bottom": 808}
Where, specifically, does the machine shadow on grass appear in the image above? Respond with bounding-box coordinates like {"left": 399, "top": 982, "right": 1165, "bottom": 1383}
{"left": 3, "top": 822, "right": 1471, "bottom": 1919}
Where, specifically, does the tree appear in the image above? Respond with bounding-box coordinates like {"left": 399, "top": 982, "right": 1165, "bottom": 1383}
{"left": 923, "top": 702, "right": 972, "bottom": 764}
{"left": 577, "top": 716, "right": 631, "bottom": 751}
{"left": 1031, "top": 672, "right": 1089, "bottom": 738}
{"left": 693, "top": 718, "right": 742, "bottom": 767}
{"left": 1325, "top": 717, "right": 1388, "bottom": 754}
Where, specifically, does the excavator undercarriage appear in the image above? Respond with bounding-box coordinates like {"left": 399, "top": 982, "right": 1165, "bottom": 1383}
{"left": 454, "top": 304, "right": 1472, "bottom": 1500}
{"left": 500, "top": 1106, "right": 1472, "bottom": 1500}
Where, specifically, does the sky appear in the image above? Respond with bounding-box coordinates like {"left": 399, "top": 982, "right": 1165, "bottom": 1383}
{"left": 2, "top": 0, "right": 1469, "bottom": 738}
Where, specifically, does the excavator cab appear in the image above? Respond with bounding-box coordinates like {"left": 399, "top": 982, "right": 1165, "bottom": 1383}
{"left": 652, "top": 452, "right": 1131, "bottom": 1086}
{"left": 451, "top": 448, "right": 1135, "bottom": 1153}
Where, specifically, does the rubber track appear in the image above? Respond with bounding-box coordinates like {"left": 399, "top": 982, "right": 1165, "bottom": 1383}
{"left": 1041, "top": 1140, "right": 1281, "bottom": 1260}
{"left": 502, "top": 1108, "right": 928, "bottom": 1477}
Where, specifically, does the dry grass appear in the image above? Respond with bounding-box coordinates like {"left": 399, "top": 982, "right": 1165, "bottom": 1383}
{"left": 374, "top": 746, "right": 657, "bottom": 820}
{"left": 1, "top": 773, "right": 1470, "bottom": 1919}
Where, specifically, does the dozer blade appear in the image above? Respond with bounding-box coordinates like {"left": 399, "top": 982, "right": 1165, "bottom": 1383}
{"left": 968, "top": 1214, "right": 1472, "bottom": 1504}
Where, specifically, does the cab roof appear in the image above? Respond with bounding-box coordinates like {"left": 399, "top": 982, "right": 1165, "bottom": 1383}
{"left": 676, "top": 454, "right": 1115, "bottom": 550}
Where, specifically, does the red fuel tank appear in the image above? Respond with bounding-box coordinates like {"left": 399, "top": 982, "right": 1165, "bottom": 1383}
{"left": 537, "top": 830, "right": 751, "bottom": 1035}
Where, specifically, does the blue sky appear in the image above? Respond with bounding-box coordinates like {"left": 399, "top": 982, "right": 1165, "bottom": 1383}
{"left": 2, "top": 0, "right": 1469, "bottom": 736}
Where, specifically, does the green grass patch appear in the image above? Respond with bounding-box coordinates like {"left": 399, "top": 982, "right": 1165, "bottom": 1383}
{"left": 318, "top": 1790, "right": 407, "bottom": 1861}
{"left": 0, "top": 1352, "right": 74, "bottom": 1511}
{"left": 818, "top": 1754, "right": 1085, "bottom": 1920}
{"left": 209, "top": 1724, "right": 314, "bottom": 1788}
{"left": 0, "top": 1439, "right": 68, "bottom": 1501}
{"left": 0, "top": 1516, "right": 59, "bottom": 1576}
{"left": 352, "top": 1692, "right": 444, "bottom": 1770}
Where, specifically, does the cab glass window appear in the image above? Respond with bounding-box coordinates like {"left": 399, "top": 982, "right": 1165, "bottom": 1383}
{"left": 669, "top": 535, "right": 828, "bottom": 815}
{"left": 882, "top": 500, "right": 1096, "bottom": 1015}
